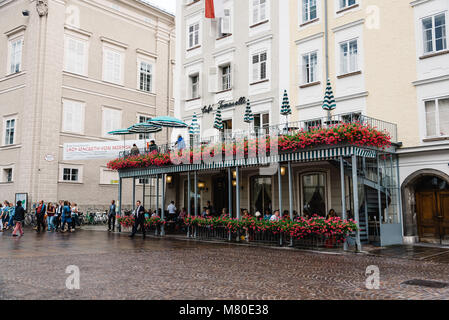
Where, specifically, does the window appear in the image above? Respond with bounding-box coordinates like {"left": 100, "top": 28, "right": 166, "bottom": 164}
{"left": 302, "top": 173, "right": 326, "bottom": 217}
{"left": 339, "top": 0, "right": 356, "bottom": 9}
{"left": 341, "top": 112, "right": 361, "bottom": 123}
{"left": 102, "top": 108, "right": 121, "bottom": 136}
{"left": 64, "top": 35, "right": 87, "bottom": 75}
{"left": 138, "top": 115, "right": 152, "bottom": 140}
{"left": 254, "top": 113, "right": 269, "bottom": 134}
{"left": 252, "top": 51, "right": 268, "bottom": 82}
{"left": 188, "top": 23, "right": 200, "bottom": 48}
{"left": 218, "top": 9, "right": 232, "bottom": 37}
{"left": 304, "top": 119, "right": 322, "bottom": 131}
{"left": 62, "top": 100, "right": 84, "bottom": 134}
{"left": 302, "top": 0, "right": 317, "bottom": 23}
{"left": 425, "top": 98, "right": 449, "bottom": 137}
{"left": 139, "top": 61, "right": 153, "bottom": 92}
{"left": 103, "top": 47, "right": 123, "bottom": 84}
{"left": 4, "top": 118, "right": 16, "bottom": 146}
{"left": 252, "top": 0, "right": 267, "bottom": 25}
{"left": 3, "top": 168, "right": 13, "bottom": 183}
{"left": 250, "top": 176, "right": 272, "bottom": 214}
{"left": 302, "top": 52, "right": 318, "bottom": 84}
{"left": 190, "top": 74, "right": 199, "bottom": 99}
{"left": 422, "top": 13, "right": 447, "bottom": 54}
{"left": 340, "top": 39, "right": 358, "bottom": 75}
{"left": 63, "top": 168, "right": 79, "bottom": 182}
{"left": 8, "top": 37, "right": 23, "bottom": 74}
{"left": 221, "top": 65, "right": 231, "bottom": 91}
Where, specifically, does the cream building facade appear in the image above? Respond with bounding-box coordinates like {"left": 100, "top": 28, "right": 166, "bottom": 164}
{"left": 0, "top": 0, "right": 175, "bottom": 210}
{"left": 290, "top": 0, "right": 449, "bottom": 244}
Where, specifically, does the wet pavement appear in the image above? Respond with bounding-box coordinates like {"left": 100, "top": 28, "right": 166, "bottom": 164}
{"left": 0, "top": 228, "right": 449, "bottom": 300}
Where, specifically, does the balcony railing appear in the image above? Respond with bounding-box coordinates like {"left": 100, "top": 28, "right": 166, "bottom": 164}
{"left": 119, "top": 113, "right": 397, "bottom": 159}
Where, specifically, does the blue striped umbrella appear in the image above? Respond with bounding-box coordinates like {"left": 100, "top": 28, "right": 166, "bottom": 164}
{"left": 108, "top": 129, "right": 133, "bottom": 153}
{"left": 147, "top": 116, "right": 189, "bottom": 128}
{"left": 127, "top": 123, "right": 162, "bottom": 134}
{"left": 189, "top": 113, "right": 200, "bottom": 135}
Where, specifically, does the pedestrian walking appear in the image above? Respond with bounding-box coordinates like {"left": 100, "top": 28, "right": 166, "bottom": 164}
{"left": 35, "top": 200, "right": 47, "bottom": 233}
{"left": 71, "top": 203, "right": 80, "bottom": 230}
{"left": 61, "top": 201, "right": 72, "bottom": 233}
{"left": 46, "top": 202, "right": 56, "bottom": 231}
{"left": 12, "top": 201, "right": 25, "bottom": 237}
{"left": 129, "top": 201, "right": 145, "bottom": 239}
{"left": 108, "top": 200, "right": 116, "bottom": 232}
{"left": 0, "top": 203, "right": 3, "bottom": 232}
{"left": 55, "top": 200, "right": 63, "bottom": 232}
{"left": 6, "top": 202, "right": 15, "bottom": 231}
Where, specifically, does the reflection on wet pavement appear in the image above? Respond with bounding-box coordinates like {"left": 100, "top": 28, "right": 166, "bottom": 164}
{"left": 1, "top": 229, "right": 449, "bottom": 300}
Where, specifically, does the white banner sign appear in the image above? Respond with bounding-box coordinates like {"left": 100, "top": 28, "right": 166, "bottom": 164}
{"left": 63, "top": 140, "right": 146, "bottom": 161}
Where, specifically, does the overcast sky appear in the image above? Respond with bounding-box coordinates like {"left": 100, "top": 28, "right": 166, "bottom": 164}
{"left": 144, "top": 0, "right": 177, "bottom": 14}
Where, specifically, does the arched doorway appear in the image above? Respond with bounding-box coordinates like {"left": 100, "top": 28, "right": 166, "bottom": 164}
{"left": 402, "top": 170, "right": 449, "bottom": 244}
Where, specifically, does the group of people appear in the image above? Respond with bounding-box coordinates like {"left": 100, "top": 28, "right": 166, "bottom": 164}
{"left": 34, "top": 200, "right": 81, "bottom": 233}
{"left": 129, "top": 135, "right": 187, "bottom": 157}
{"left": 0, "top": 201, "right": 25, "bottom": 236}
{"left": 0, "top": 200, "right": 82, "bottom": 237}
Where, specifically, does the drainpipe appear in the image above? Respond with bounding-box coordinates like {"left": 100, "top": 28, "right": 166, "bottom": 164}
{"left": 324, "top": 0, "right": 329, "bottom": 80}
{"left": 324, "top": 0, "right": 331, "bottom": 122}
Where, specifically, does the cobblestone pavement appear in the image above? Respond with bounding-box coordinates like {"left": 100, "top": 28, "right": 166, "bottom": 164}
{"left": 0, "top": 228, "right": 448, "bottom": 300}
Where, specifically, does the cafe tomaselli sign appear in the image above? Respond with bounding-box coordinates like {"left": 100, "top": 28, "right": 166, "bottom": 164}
{"left": 202, "top": 97, "right": 247, "bottom": 114}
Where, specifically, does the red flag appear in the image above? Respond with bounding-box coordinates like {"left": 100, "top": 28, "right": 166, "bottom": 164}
{"left": 205, "top": 0, "right": 215, "bottom": 19}
{"left": 205, "top": 0, "right": 224, "bottom": 19}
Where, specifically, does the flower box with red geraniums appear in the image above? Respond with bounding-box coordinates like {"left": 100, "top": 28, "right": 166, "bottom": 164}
{"left": 107, "top": 123, "right": 391, "bottom": 171}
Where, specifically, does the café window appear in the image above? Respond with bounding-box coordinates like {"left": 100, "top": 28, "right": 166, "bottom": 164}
{"left": 301, "top": 173, "right": 326, "bottom": 217}
{"left": 250, "top": 176, "right": 272, "bottom": 214}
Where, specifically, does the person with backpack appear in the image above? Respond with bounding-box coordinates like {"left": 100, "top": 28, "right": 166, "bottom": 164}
{"left": 61, "top": 201, "right": 72, "bottom": 233}
{"left": 12, "top": 201, "right": 25, "bottom": 237}
{"left": 35, "top": 200, "right": 47, "bottom": 233}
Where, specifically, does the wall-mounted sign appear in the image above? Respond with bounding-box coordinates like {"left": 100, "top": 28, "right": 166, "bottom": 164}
{"left": 202, "top": 97, "right": 247, "bottom": 114}
{"left": 63, "top": 140, "right": 145, "bottom": 161}
{"left": 44, "top": 154, "right": 55, "bottom": 162}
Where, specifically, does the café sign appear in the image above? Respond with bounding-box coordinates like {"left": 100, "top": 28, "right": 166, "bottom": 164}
{"left": 202, "top": 97, "right": 247, "bottom": 114}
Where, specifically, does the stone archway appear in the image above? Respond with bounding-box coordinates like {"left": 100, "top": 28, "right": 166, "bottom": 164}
{"left": 401, "top": 169, "right": 449, "bottom": 242}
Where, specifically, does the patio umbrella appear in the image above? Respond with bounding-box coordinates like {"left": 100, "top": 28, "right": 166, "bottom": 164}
{"left": 189, "top": 112, "right": 200, "bottom": 136}
{"left": 108, "top": 129, "right": 132, "bottom": 154}
{"left": 147, "top": 116, "right": 189, "bottom": 128}
{"left": 280, "top": 90, "right": 292, "bottom": 125}
{"left": 213, "top": 106, "right": 223, "bottom": 131}
{"left": 243, "top": 99, "right": 254, "bottom": 132}
{"left": 128, "top": 123, "right": 162, "bottom": 151}
{"left": 322, "top": 78, "right": 336, "bottom": 121}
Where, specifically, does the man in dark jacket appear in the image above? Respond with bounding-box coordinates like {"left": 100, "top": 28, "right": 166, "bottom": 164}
{"left": 108, "top": 200, "right": 116, "bottom": 232}
{"left": 12, "top": 201, "right": 25, "bottom": 237}
{"left": 35, "top": 200, "right": 46, "bottom": 233}
{"left": 129, "top": 201, "right": 146, "bottom": 239}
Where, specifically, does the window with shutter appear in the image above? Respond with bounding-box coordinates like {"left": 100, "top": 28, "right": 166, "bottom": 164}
{"left": 103, "top": 108, "right": 121, "bottom": 136}
{"left": 424, "top": 98, "right": 449, "bottom": 138}
{"left": 8, "top": 37, "right": 23, "bottom": 74}
{"left": 252, "top": 0, "right": 268, "bottom": 25}
{"left": 62, "top": 100, "right": 84, "bottom": 134}
{"left": 103, "top": 48, "right": 122, "bottom": 84}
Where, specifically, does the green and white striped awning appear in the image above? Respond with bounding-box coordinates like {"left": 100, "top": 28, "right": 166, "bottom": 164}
{"left": 119, "top": 146, "right": 378, "bottom": 178}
